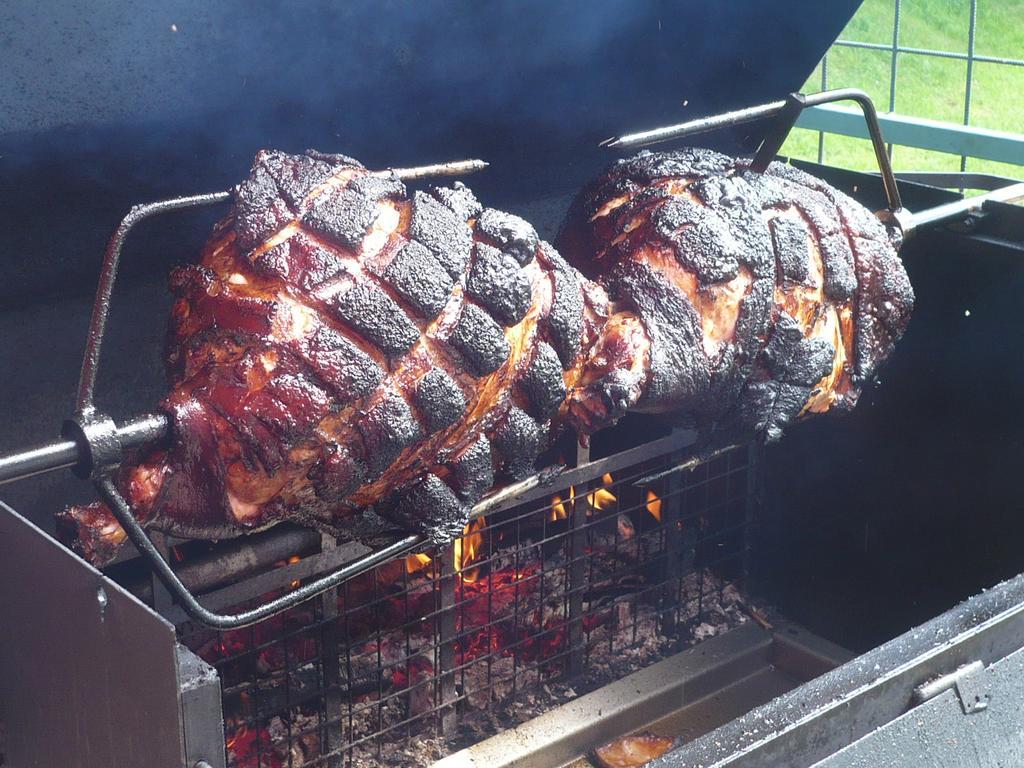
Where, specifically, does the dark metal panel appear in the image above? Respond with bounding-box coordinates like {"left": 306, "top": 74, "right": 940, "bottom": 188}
{"left": 650, "top": 572, "right": 1024, "bottom": 767}
{"left": 0, "top": 501, "right": 185, "bottom": 768}
{"left": 177, "top": 645, "right": 226, "bottom": 768}
{"left": 815, "top": 645, "right": 1024, "bottom": 767}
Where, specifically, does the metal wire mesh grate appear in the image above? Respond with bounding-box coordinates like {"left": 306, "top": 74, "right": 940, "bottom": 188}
{"left": 178, "top": 440, "right": 756, "bottom": 768}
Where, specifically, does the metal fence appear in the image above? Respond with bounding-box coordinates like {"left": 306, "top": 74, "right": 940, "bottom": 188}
{"left": 801, "top": 0, "right": 1024, "bottom": 174}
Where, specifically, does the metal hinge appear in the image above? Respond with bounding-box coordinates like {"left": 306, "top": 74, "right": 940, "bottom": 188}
{"left": 912, "top": 659, "right": 991, "bottom": 714}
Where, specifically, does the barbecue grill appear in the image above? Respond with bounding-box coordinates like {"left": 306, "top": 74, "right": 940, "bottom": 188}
{"left": 3, "top": 2, "right": 1024, "bottom": 767}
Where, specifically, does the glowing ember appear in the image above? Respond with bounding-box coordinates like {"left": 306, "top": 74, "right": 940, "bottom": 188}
{"left": 225, "top": 721, "right": 284, "bottom": 768}
{"left": 455, "top": 516, "right": 486, "bottom": 582}
{"left": 287, "top": 554, "right": 301, "bottom": 589}
{"left": 646, "top": 490, "right": 662, "bottom": 522}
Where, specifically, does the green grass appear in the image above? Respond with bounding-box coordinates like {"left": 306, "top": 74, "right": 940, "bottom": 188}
{"left": 781, "top": 0, "right": 1024, "bottom": 181}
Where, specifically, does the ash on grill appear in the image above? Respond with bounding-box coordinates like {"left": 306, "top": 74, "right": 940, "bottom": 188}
{"left": 178, "top": 445, "right": 757, "bottom": 768}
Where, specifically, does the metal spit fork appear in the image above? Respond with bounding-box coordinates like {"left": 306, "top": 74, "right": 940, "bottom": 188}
{"left": 602, "top": 86, "right": 1024, "bottom": 239}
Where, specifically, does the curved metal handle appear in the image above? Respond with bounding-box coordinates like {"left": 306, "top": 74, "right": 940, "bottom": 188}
{"left": 76, "top": 192, "right": 232, "bottom": 413}
{"left": 95, "top": 477, "right": 423, "bottom": 629}
{"left": 96, "top": 466, "right": 554, "bottom": 629}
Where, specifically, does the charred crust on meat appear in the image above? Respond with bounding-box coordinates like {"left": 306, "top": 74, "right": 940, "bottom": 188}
{"left": 520, "top": 342, "right": 566, "bottom": 419}
{"left": 466, "top": 243, "right": 532, "bottom": 326}
{"left": 357, "top": 391, "right": 422, "bottom": 480}
{"left": 539, "top": 243, "right": 584, "bottom": 368}
{"left": 409, "top": 190, "right": 473, "bottom": 278}
{"left": 303, "top": 149, "right": 364, "bottom": 168}
{"left": 820, "top": 232, "right": 856, "bottom": 300}
{"left": 432, "top": 182, "right": 482, "bottom": 220}
{"left": 448, "top": 303, "right": 510, "bottom": 376}
{"left": 736, "top": 379, "right": 812, "bottom": 444}
{"left": 265, "top": 233, "right": 348, "bottom": 291}
{"left": 65, "top": 147, "right": 916, "bottom": 559}
{"left": 298, "top": 325, "right": 384, "bottom": 403}
{"left": 303, "top": 186, "right": 379, "bottom": 250}
{"left": 763, "top": 314, "right": 834, "bottom": 387}
{"left": 557, "top": 147, "right": 914, "bottom": 446}
{"left": 769, "top": 217, "right": 811, "bottom": 284}
{"left": 475, "top": 208, "right": 539, "bottom": 266}
{"left": 384, "top": 474, "right": 470, "bottom": 544}
{"left": 234, "top": 151, "right": 374, "bottom": 254}
{"left": 261, "top": 150, "right": 336, "bottom": 210}
{"left": 732, "top": 277, "right": 773, "bottom": 356}
{"left": 607, "top": 260, "right": 710, "bottom": 409}
{"left": 412, "top": 367, "right": 467, "bottom": 432}
{"left": 853, "top": 235, "right": 915, "bottom": 382}
{"left": 447, "top": 435, "right": 494, "bottom": 503}
{"left": 597, "top": 368, "right": 646, "bottom": 423}
{"left": 653, "top": 198, "right": 741, "bottom": 285}
{"left": 309, "top": 442, "right": 366, "bottom": 503}
{"left": 493, "top": 406, "right": 541, "bottom": 479}
{"left": 169, "top": 263, "right": 216, "bottom": 294}
{"left": 349, "top": 171, "right": 406, "bottom": 202}
{"left": 328, "top": 283, "right": 419, "bottom": 358}
{"left": 251, "top": 241, "right": 293, "bottom": 282}
{"left": 691, "top": 175, "right": 774, "bottom": 279}
{"left": 233, "top": 174, "right": 292, "bottom": 254}
{"left": 609, "top": 148, "right": 735, "bottom": 187}
{"left": 377, "top": 240, "right": 454, "bottom": 319}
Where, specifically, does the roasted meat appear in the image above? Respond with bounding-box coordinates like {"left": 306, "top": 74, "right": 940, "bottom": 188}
{"left": 59, "top": 148, "right": 913, "bottom": 564}
{"left": 59, "top": 149, "right": 645, "bottom": 563}
{"left": 557, "top": 148, "right": 914, "bottom": 441}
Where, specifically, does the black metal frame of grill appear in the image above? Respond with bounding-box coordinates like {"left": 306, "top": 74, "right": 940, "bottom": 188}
{"left": 175, "top": 433, "right": 755, "bottom": 767}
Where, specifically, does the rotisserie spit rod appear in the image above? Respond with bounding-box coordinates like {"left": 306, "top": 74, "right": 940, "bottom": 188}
{"left": 46, "top": 146, "right": 913, "bottom": 568}
{"left": 0, "top": 413, "right": 168, "bottom": 485}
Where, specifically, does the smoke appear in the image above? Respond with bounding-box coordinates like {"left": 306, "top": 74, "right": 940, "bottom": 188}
{"left": 0, "top": 0, "right": 859, "bottom": 304}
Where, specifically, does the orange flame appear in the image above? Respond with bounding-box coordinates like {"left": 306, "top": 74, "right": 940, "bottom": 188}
{"left": 646, "top": 490, "right": 662, "bottom": 522}
{"left": 455, "top": 516, "right": 486, "bottom": 582}
{"left": 226, "top": 723, "right": 246, "bottom": 750}
{"left": 287, "top": 554, "right": 301, "bottom": 589}
{"left": 405, "top": 552, "right": 432, "bottom": 574}
{"left": 586, "top": 472, "right": 617, "bottom": 513}
{"left": 549, "top": 485, "right": 576, "bottom": 521}
{"left": 549, "top": 474, "right": 617, "bottom": 521}
{"left": 405, "top": 517, "right": 487, "bottom": 581}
